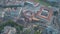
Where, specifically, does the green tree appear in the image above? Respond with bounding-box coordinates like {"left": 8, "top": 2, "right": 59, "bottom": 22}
{"left": 0, "top": 20, "right": 23, "bottom": 34}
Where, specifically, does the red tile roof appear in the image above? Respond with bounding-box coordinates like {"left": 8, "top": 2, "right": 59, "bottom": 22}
{"left": 23, "top": 6, "right": 53, "bottom": 21}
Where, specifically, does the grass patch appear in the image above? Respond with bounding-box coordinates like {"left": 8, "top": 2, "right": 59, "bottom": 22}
{"left": 34, "top": 0, "right": 50, "bottom": 6}
{"left": 39, "top": 0, "right": 50, "bottom": 6}
{"left": 34, "top": 0, "right": 40, "bottom": 2}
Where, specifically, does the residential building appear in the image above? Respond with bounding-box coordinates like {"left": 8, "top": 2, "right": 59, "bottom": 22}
{"left": 36, "top": 6, "right": 53, "bottom": 21}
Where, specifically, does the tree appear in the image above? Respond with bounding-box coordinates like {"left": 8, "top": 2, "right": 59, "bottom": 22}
{"left": 0, "top": 20, "right": 23, "bottom": 34}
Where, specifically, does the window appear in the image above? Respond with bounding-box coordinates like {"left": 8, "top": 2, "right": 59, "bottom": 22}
{"left": 41, "top": 9, "right": 49, "bottom": 17}
{"left": 25, "top": 11, "right": 32, "bottom": 18}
